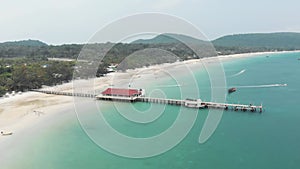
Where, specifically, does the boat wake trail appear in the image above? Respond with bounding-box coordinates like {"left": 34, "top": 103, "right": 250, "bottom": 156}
{"left": 157, "top": 84, "right": 182, "bottom": 88}
{"left": 229, "top": 69, "right": 246, "bottom": 78}
{"left": 234, "top": 84, "right": 288, "bottom": 88}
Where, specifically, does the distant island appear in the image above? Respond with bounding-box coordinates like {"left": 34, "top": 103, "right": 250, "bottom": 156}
{"left": 1, "top": 32, "right": 300, "bottom": 96}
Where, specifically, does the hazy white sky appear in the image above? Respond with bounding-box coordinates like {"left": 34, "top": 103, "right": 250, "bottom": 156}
{"left": 1, "top": 0, "right": 299, "bottom": 44}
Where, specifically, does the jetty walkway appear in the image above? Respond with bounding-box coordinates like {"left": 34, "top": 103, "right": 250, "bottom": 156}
{"left": 33, "top": 89, "right": 263, "bottom": 113}
{"left": 32, "top": 89, "right": 96, "bottom": 98}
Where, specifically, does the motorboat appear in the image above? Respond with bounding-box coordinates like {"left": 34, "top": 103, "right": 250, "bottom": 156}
{"left": 228, "top": 87, "right": 237, "bottom": 93}
{"left": 1, "top": 131, "right": 13, "bottom": 136}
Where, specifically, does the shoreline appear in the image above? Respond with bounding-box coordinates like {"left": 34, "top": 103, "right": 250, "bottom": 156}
{"left": 1, "top": 50, "right": 299, "bottom": 141}
{"left": 0, "top": 92, "right": 74, "bottom": 142}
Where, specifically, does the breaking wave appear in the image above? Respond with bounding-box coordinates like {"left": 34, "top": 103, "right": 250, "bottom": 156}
{"left": 234, "top": 84, "right": 288, "bottom": 88}
{"left": 157, "top": 84, "right": 182, "bottom": 88}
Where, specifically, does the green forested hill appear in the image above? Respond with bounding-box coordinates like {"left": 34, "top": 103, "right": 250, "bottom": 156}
{"left": 212, "top": 32, "right": 300, "bottom": 50}
{"left": 0, "top": 42, "right": 83, "bottom": 59}
{"left": 0, "top": 39, "right": 48, "bottom": 47}
{"left": 132, "top": 33, "right": 209, "bottom": 45}
{"left": 132, "top": 32, "right": 300, "bottom": 54}
{"left": 2, "top": 33, "right": 300, "bottom": 59}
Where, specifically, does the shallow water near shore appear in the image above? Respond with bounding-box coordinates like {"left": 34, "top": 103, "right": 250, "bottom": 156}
{"left": 2, "top": 52, "right": 300, "bottom": 169}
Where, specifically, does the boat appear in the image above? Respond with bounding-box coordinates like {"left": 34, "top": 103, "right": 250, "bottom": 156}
{"left": 228, "top": 87, "right": 237, "bottom": 93}
{"left": 1, "top": 131, "right": 13, "bottom": 136}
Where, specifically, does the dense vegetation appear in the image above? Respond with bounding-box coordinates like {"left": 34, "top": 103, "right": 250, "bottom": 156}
{"left": 133, "top": 32, "right": 300, "bottom": 55}
{"left": 212, "top": 32, "right": 300, "bottom": 49}
{"left": 0, "top": 43, "right": 82, "bottom": 59}
{"left": 132, "top": 33, "right": 209, "bottom": 45}
{"left": 0, "top": 39, "right": 47, "bottom": 47}
{"left": 0, "top": 59, "right": 75, "bottom": 96}
{"left": 212, "top": 32, "right": 300, "bottom": 54}
{"left": 1, "top": 32, "right": 300, "bottom": 96}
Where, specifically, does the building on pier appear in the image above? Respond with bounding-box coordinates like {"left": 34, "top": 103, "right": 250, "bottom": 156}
{"left": 96, "top": 88, "right": 145, "bottom": 101}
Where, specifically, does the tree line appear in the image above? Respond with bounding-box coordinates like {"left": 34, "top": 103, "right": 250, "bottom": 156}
{"left": 0, "top": 40, "right": 296, "bottom": 97}
{"left": 0, "top": 59, "right": 74, "bottom": 96}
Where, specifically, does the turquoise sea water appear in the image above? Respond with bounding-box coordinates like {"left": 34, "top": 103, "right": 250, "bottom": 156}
{"left": 3, "top": 52, "right": 300, "bottom": 169}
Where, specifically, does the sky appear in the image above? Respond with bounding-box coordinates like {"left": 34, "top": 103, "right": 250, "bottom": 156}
{"left": 1, "top": 0, "right": 300, "bottom": 45}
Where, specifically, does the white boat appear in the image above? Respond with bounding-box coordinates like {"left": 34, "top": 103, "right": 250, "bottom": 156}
{"left": 1, "top": 131, "right": 13, "bottom": 136}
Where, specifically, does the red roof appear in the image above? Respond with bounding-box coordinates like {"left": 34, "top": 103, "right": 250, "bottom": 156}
{"left": 101, "top": 88, "right": 140, "bottom": 97}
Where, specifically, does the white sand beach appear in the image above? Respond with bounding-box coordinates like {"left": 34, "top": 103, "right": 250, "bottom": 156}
{"left": 0, "top": 50, "right": 298, "bottom": 141}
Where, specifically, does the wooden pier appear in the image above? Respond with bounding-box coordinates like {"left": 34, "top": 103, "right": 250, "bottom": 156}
{"left": 96, "top": 94, "right": 263, "bottom": 113}
{"left": 138, "top": 98, "right": 262, "bottom": 112}
{"left": 199, "top": 101, "right": 263, "bottom": 113}
{"left": 32, "top": 89, "right": 96, "bottom": 98}
{"left": 33, "top": 89, "right": 263, "bottom": 113}
{"left": 138, "top": 97, "right": 185, "bottom": 106}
